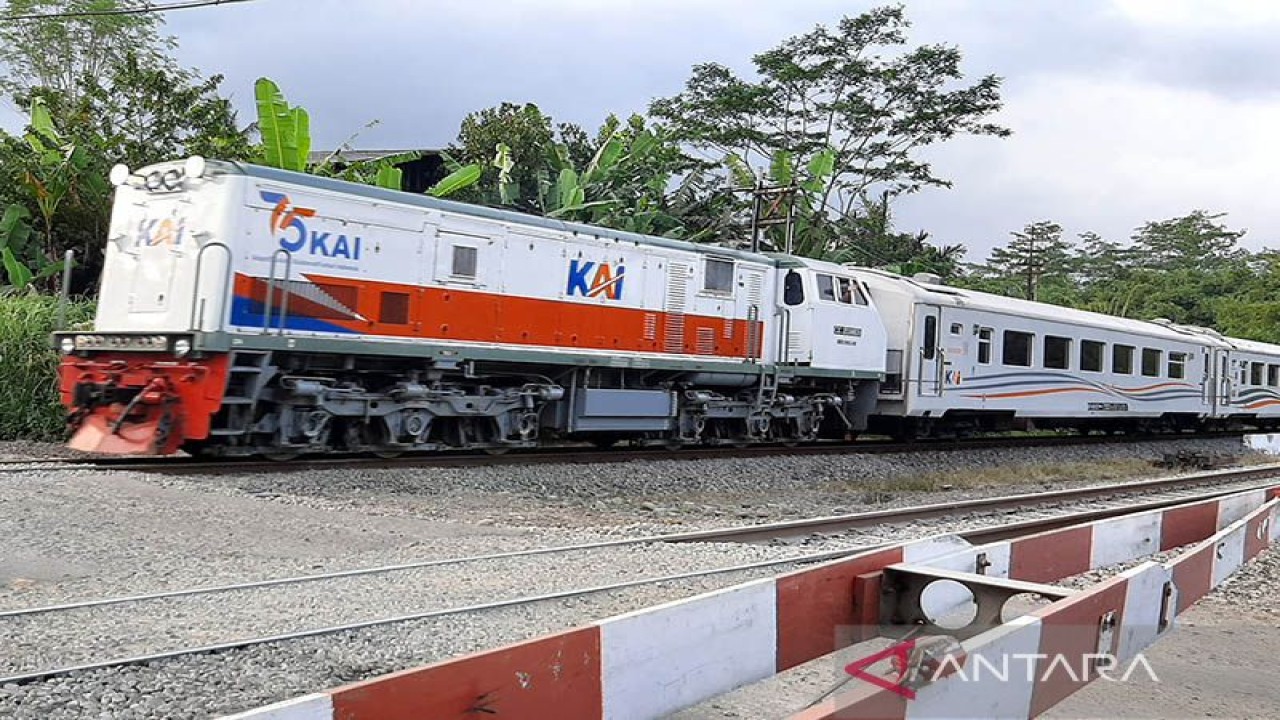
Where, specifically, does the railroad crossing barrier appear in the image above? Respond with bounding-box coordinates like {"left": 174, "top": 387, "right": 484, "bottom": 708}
{"left": 224, "top": 485, "right": 1280, "bottom": 720}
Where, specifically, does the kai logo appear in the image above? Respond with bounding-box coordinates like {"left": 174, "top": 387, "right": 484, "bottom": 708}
{"left": 136, "top": 217, "right": 186, "bottom": 247}
{"left": 566, "top": 259, "right": 625, "bottom": 300}
{"left": 259, "top": 191, "right": 362, "bottom": 260}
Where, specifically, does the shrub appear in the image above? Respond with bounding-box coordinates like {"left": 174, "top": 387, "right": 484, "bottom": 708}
{"left": 0, "top": 293, "right": 94, "bottom": 440}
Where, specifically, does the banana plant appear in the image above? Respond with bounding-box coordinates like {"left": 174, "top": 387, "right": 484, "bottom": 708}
{"left": 254, "top": 78, "right": 310, "bottom": 172}
{"left": 426, "top": 152, "right": 482, "bottom": 199}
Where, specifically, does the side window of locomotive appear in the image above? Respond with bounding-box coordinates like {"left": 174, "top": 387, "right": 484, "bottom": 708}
{"left": 782, "top": 270, "right": 804, "bottom": 306}
{"left": 835, "top": 277, "right": 866, "bottom": 305}
{"left": 977, "top": 327, "right": 993, "bottom": 364}
{"left": 1168, "top": 352, "right": 1188, "bottom": 380}
{"left": 922, "top": 316, "right": 938, "bottom": 360}
{"left": 1251, "top": 362, "right": 1266, "bottom": 386}
{"left": 1044, "top": 336, "right": 1071, "bottom": 370}
{"left": 1113, "top": 345, "right": 1135, "bottom": 375}
{"left": 704, "top": 258, "right": 735, "bottom": 294}
{"left": 1002, "top": 330, "right": 1033, "bottom": 367}
{"left": 379, "top": 292, "right": 410, "bottom": 324}
{"left": 950, "top": 323, "right": 963, "bottom": 336}
{"left": 1141, "top": 348, "right": 1162, "bottom": 377}
{"left": 1080, "top": 340, "right": 1105, "bottom": 372}
{"left": 816, "top": 274, "right": 837, "bottom": 302}
{"left": 452, "top": 245, "right": 478, "bottom": 279}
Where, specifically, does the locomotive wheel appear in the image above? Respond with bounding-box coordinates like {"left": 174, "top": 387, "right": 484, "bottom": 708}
{"left": 261, "top": 449, "right": 301, "bottom": 462}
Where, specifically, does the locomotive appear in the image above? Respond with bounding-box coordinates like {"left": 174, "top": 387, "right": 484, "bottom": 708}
{"left": 54, "top": 158, "right": 1280, "bottom": 457}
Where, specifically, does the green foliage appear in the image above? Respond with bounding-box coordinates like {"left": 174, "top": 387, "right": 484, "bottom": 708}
{"left": 958, "top": 211, "right": 1280, "bottom": 344}
{"left": 257, "top": 78, "right": 482, "bottom": 198}
{"left": 652, "top": 4, "right": 1009, "bottom": 233}
{"left": 426, "top": 162, "right": 483, "bottom": 198}
{"left": 0, "top": 0, "right": 174, "bottom": 106}
{"left": 254, "top": 78, "right": 311, "bottom": 172}
{"left": 0, "top": 4, "right": 251, "bottom": 293}
{"left": 450, "top": 103, "right": 593, "bottom": 211}
{"left": 446, "top": 105, "right": 718, "bottom": 239}
{"left": 0, "top": 293, "right": 95, "bottom": 440}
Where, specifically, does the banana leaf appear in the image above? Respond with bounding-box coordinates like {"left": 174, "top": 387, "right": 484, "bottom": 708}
{"left": 255, "top": 78, "right": 305, "bottom": 171}
{"left": 1, "top": 247, "right": 33, "bottom": 289}
{"left": 427, "top": 164, "right": 482, "bottom": 198}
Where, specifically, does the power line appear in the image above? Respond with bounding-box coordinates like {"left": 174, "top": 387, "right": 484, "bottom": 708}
{"left": 2, "top": 0, "right": 259, "bottom": 21}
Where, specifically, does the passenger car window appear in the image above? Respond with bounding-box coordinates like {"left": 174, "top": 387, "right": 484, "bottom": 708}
{"left": 1141, "top": 348, "right": 1162, "bottom": 377}
{"left": 1080, "top": 340, "right": 1104, "bottom": 372}
{"left": 977, "top": 328, "right": 992, "bottom": 364}
{"left": 1168, "top": 352, "right": 1188, "bottom": 380}
{"left": 1251, "top": 362, "right": 1265, "bottom": 386}
{"left": 1113, "top": 345, "right": 1134, "bottom": 374}
{"left": 1003, "top": 330, "right": 1032, "bottom": 367}
{"left": 704, "top": 258, "right": 735, "bottom": 293}
{"left": 1044, "top": 336, "right": 1071, "bottom": 370}
{"left": 1269, "top": 365, "right": 1280, "bottom": 387}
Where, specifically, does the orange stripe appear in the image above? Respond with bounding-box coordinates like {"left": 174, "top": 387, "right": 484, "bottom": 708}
{"left": 239, "top": 273, "right": 764, "bottom": 359}
{"left": 1116, "top": 381, "right": 1193, "bottom": 393}
{"left": 1243, "top": 399, "right": 1280, "bottom": 410}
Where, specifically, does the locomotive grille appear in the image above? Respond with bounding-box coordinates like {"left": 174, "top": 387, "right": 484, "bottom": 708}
{"left": 697, "top": 327, "right": 716, "bottom": 355}
{"left": 643, "top": 313, "right": 658, "bottom": 341}
{"left": 664, "top": 262, "right": 691, "bottom": 353}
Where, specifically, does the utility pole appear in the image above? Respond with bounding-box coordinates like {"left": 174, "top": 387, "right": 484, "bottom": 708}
{"left": 734, "top": 173, "right": 798, "bottom": 254}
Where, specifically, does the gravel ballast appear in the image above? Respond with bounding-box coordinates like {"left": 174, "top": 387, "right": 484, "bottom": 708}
{"left": 0, "top": 435, "right": 1272, "bottom": 718}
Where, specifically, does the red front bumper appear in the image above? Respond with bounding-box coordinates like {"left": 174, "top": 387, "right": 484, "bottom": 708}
{"left": 58, "top": 353, "right": 230, "bottom": 455}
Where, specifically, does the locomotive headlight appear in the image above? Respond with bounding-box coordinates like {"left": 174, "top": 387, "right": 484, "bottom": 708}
{"left": 59, "top": 337, "right": 76, "bottom": 355}
{"left": 172, "top": 338, "right": 191, "bottom": 357}
{"left": 184, "top": 155, "right": 207, "bottom": 179}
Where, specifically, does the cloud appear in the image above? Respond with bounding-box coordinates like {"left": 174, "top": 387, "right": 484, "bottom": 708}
{"left": 4, "top": 0, "right": 1278, "bottom": 261}
{"left": 895, "top": 71, "right": 1280, "bottom": 255}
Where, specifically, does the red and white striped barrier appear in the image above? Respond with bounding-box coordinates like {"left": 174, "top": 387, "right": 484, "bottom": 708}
{"left": 795, "top": 491, "right": 1279, "bottom": 719}
{"left": 223, "top": 485, "right": 1280, "bottom": 720}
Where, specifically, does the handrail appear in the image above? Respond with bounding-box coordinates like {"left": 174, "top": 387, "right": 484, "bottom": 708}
{"left": 263, "top": 249, "right": 292, "bottom": 334}
{"left": 190, "top": 241, "right": 232, "bottom": 332}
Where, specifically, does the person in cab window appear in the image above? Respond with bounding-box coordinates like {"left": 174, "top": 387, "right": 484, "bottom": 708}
{"left": 837, "top": 277, "right": 853, "bottom": 304}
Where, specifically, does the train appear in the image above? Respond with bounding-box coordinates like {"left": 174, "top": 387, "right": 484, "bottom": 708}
{"left": 53, "top": 157, "right": 1280, "bottom": 457}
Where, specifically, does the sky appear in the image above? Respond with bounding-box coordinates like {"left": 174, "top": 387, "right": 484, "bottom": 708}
{"left": 6, "top": 0, "right": 1280, "bottom": 261}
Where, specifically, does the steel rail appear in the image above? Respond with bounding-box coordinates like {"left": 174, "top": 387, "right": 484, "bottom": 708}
{"left": 1, "top": 463, "right": 1274, "bottom": 621}
{"left": 0, "top": 430, "right": 1247, "bottom": 475}
{"left": 4, "top": 476, "right": 1277, "bottom": 687}
{"left": 0, "top": 547, "right": 865, "bottom": 686}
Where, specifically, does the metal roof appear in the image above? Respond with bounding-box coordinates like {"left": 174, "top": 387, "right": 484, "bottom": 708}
{"left": 215, "top": 160, "right": 776, "bottom": 265}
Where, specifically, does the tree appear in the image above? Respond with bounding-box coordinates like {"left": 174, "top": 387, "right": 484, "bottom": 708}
{"left": 0, "top": 0, "right": 173, "bottom": 107}
{"left": 651, "top": 5, "right": 1009, "bottom": 228}
{"left": 982, "top": 221, "right": 1075, "bottom": 301}
{"left": 450, "top": 103, "right": 592, "bottom": 212}
{"left": 0, "top": 3, "right": 253, "bottom": 291}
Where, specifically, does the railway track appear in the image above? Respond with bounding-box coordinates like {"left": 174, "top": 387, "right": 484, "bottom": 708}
{"left": 0, "top": 429, "right": 1247, "bottom": 475}
{"left": 1, "top": 463, "right": 1275, "bottom": 688}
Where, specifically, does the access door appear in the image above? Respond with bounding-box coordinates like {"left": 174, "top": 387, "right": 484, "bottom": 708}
{"left": 915, "top": 304, "right": 944, "bottom": 396}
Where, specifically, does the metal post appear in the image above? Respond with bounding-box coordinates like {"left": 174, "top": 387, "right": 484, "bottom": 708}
{"left": 56, "top": 250, "right": 73, "bottom": 330}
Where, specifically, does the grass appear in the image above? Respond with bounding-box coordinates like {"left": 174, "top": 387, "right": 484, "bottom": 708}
{"left": 0, "top": 293, "right": 94, "bottom": 441}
